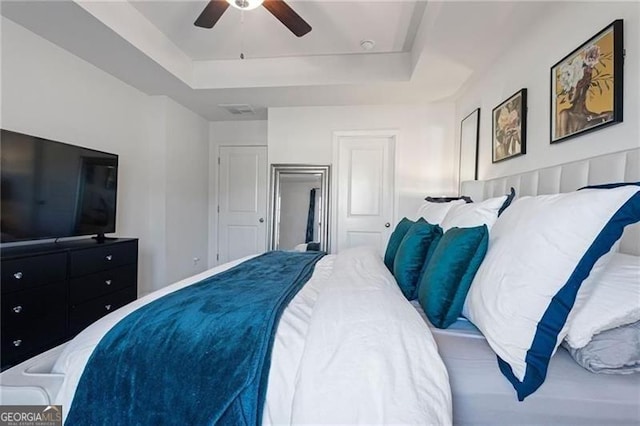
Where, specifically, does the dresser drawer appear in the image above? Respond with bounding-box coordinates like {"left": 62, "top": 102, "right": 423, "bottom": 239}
{"left": 1, "top": 284, "right": 67, "bottom": 367}
{"left": 70, "top": 265, "right": 137, "bottom": 305}
{"left": 69, "top": 286, "right": 137, "bottom": 336}
{"left": 69, "top": 241, "right": 138, "bottom": 277}
{"left": 2, "top": 282, "right": 66, "bottom": 329}
{"left": 1, "top": 253, "right": 67, "bottom": 293}
{"left": 1, "top": 320, "right": 66, "bottom": 368}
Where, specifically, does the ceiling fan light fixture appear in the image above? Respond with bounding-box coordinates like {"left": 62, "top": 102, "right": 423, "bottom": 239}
{"left": 360, "top": 40, "right": 375, "bottom": 51}
{"left": 227, "top": 0, "right": 264, "bottom": 10}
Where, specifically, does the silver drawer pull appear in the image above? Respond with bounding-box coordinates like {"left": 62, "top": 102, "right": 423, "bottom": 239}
{"left": 12, "top": 306, "right": 23, "bottom": 314}
{"left": 13, "top": 339, "right": 22, "bottom": 347}
{"left": 13, "top": 272, "right": 23, "bottom": 280}
{"left": 105, "top": 304, "right": 112, "bottom": 311}
{"left": 105, "top": 255, "right": 113, "bottom": 261}
{"left": 105, "top": 279, "right": 112, "bottom": 286}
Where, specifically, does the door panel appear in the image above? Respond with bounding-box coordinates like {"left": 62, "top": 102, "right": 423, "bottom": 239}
{"left": 227, "top": 153, "right": 259, "bottom": 213}
{"left": 218, "top": 146, "right": 267, "bottom": 263}
{"left": 337, "top": 135, "right": 395, "bottom": 254}
{"left": 227, "top": 225, "right": 259, "bottom": 261}
{"left": 346, "top": 231, "right": 383, "bottom": 250}
{"left": 349, "top": 149, "right": 384, "bottom": 216}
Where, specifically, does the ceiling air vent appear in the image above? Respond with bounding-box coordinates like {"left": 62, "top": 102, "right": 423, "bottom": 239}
{"left": 218, "top": 104, "right": 255, "bottom": 115}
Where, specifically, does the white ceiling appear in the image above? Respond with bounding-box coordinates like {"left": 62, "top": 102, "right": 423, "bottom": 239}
{"left": 1, "top": 1, "right": 556, "bottom": 121}
{"left": 130, "top": 1, "right": 422, "bottom": 60}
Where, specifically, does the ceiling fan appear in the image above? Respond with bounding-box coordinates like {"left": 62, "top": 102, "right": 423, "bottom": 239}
{"left": 194, "top": 0, "right": 312, "bottom": 38}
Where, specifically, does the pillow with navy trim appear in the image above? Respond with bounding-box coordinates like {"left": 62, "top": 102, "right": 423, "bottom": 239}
{"left": 417, "top": 225, "right": 488, "bottom": 329}
{"left": 498, "top": 187, "right": 516, "bottom": 216}
{"left": 383, "top": 218, "right": 414, "bottom": 271}
{"left": 416, "top": 199, "right": 466, "bottom": 225}
{"left": 393, "top": 219, "right": 442, "bottom": 300}
{"left": 440, "top": 188, "right": 515, "bottom": 232}
{"left": 463, "top": 185, "right": 640, "bottom": 401}
{"left": 579, "top": 182, "right": 640, "bottom": 190}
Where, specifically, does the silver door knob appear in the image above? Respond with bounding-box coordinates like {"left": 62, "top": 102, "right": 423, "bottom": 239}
{"left": 12, "top": 306, "right": 22, "bottom": 314}
{"left": 385, "top": 222, "right": 391, "bottom": 228}
{"left": 105, "top": 255, "right": 113, "bottom": 261}
{"left": 13, "top": 272, "right": 23, "bottom": 280}
{"left": 259, "top": 218, "right": 264, "bottom": 223}
{"left": 105, "top": 304, "right": 112, "bottom": 311}
{"left": 105, "top": 280, "right": 112, "bottom": 286}
{"left": 13, "top": 339, "right": 22, "bottom": 347}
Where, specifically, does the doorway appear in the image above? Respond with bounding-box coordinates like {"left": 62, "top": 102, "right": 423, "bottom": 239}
{"left": 333, "top": 131, "right": 396, "bottom": 254}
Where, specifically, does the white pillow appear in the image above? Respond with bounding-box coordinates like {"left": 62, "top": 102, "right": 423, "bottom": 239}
{"left": 440, "top": 195, "right": 508, "bottom": 231}
{"left": 415, "top": 199, "right": 466, "bottom": 224}
{"left": 463, "top": 185, "right": 640, "bottom": 401}
{"left": 565, "top": 253, "right": 640, "bottom": 349}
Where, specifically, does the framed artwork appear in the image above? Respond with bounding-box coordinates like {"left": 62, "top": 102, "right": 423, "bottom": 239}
{"left": 550, "top": 20, "right": 624, "bottom": 144}
{"left": 492, "top": 89, "right": 527, "bottom": 163}
{"left": 459, "top": 108, "right": 480, "bottom": 186}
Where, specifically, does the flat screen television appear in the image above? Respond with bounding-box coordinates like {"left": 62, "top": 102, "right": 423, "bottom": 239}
{"left": 1, "top": 129, "right": 118, "bottom": 243}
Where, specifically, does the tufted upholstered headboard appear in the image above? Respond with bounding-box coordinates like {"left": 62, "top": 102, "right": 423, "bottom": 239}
{"left": 461, "top": 148, "right": 640, "bottom": 256}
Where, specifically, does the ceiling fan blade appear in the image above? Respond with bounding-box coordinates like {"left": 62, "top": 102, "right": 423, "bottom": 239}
{"left": 262, "top": 0, "right": 311, "bottom": 37}
{"left": 194, "top": 0, "right": 230, "bottom": 28}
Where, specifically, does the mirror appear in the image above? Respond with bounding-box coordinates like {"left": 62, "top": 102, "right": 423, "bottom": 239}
{"left": 269, "top": 165, "right": 331, "bottom": 252}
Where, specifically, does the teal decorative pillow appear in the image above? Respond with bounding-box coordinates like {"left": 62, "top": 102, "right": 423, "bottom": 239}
{"left": 393, "top": 219, "right": 442, "bottom": 300}
{"left": 383, "top": 218, "right": 414, "bottom": 271}
{"left": 418, "top": 225, "right": 488, "bottom": 328}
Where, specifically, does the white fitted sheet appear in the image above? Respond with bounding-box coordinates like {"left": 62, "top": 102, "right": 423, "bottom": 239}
{"left": 410, "top": 300, "right": 640, "bottom": 425}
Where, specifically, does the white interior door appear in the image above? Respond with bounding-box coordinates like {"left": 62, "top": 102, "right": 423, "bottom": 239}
{"left": 335, "top": 134, "right": 395, "bottom": 254}
{"left": 218, "top": 146, "right": 267, "bottom": 263}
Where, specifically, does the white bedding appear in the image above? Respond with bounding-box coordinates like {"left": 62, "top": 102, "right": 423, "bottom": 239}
{"left": 50, "top": 246, "right": 451, "bottom": 424}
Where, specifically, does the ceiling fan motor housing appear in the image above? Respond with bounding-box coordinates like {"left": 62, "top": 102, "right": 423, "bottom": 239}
{"left": 231, "top": 0, "right": 263, "bottom": 10}
{"left": 195, "top": 0, "right": 312, "bottom": 37}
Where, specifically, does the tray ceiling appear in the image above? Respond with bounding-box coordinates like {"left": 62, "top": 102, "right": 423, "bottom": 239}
{"left": 1, "top": 1, "right": 555, "bottom": 120}
{"left": 130, "top": 1, "right": 421, "bottom": 60}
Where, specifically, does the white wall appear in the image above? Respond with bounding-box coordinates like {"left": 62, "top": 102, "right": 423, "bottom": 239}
{"left": 455, "top": 1, "right": 640, "bottom": 181}
{"left": 268, "top": 104, "right": 458, "bottom": 223}
{"left": 208, "top": 120, "right": 267, "bottom": 266}
{"left": 164, "top": 98, "right": 210, "bottom": 284}
{"left": 210, "top": 120, "right": 268, "bottom": 147}
{"left": 1, "top": 18, "right": 210, "bottom": 295}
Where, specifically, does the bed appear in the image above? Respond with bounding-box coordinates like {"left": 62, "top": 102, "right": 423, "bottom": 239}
{"left": 451, "top": 147, "right": 640, "bottom": 424}
{"left": 0, "top": 247, "right": 452, "bottom": 425}
{"left": 1, "top": 148, "right": 639, "bottom": 425}
{"left": 411, "top": 301, "right": 640, "bottom": 425}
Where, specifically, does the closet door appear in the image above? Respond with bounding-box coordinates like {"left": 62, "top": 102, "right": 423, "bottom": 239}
{"left": 335, "top": 133, "right": 395, "bottom": 254}
{"left": 218, "top": 146, "right": 267, "bottom": 263}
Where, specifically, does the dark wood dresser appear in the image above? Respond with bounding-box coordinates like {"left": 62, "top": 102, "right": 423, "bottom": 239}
{"left": 1, "top": 238, "right": 138, "bottom": 370}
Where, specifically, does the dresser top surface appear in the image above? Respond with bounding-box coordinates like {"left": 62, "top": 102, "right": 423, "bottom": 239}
{"left": 0, "top": 238, "right": 138, "bottom": 260}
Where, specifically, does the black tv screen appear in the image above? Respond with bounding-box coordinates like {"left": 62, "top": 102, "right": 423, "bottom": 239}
{"left": 1, "top": 129, "right": 118, "bottom": 243}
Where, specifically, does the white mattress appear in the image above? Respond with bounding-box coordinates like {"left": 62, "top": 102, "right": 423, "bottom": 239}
{"left": 410, "top": 300, "right": 640, "bottom": 425}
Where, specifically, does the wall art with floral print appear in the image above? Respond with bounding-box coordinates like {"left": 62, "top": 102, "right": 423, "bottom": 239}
{"left": 551, "top": 20, "right": 624, "bottom": 143}
{"left": 492, "top": 89, "right": 527, "bottom": 163}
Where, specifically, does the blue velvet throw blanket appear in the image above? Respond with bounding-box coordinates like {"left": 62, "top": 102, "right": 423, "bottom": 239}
{"left": 66, "top": 251, "right": 325, "bottom": 426}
